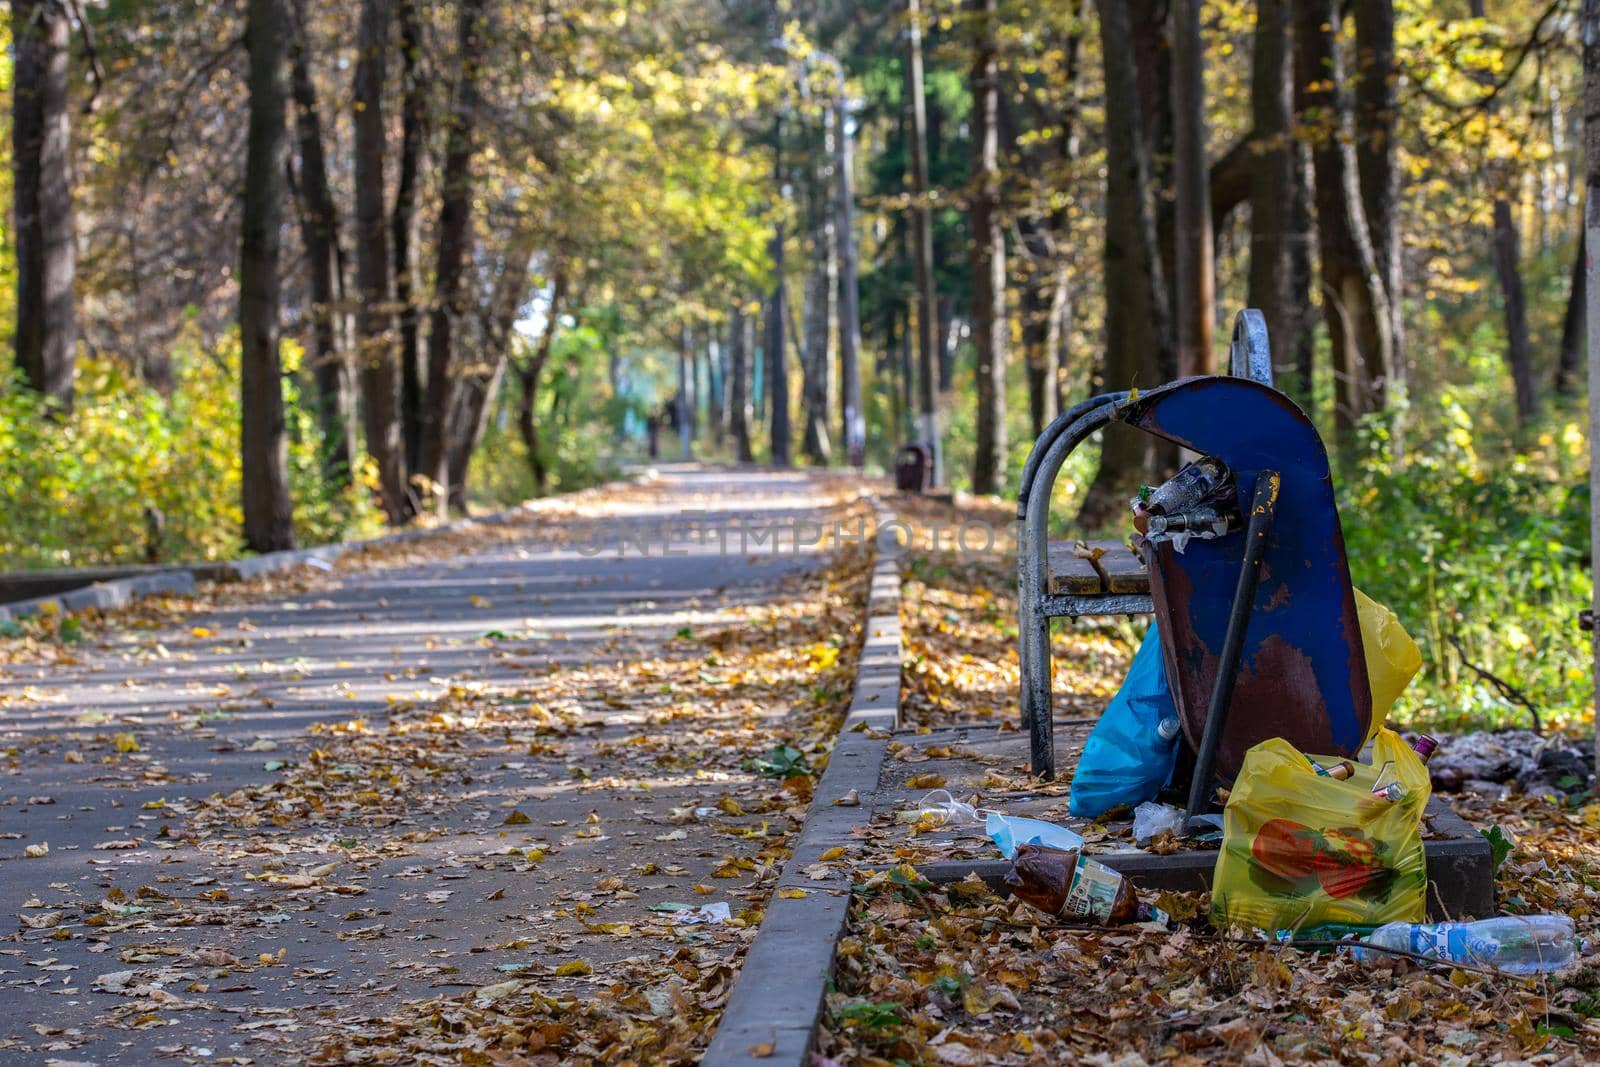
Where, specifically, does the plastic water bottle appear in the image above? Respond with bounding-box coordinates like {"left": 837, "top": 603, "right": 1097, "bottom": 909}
{"left": 1354, "top": 915, "right": 1580, "bottom": 974}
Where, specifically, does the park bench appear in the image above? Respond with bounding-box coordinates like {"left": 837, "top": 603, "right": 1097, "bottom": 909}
{"left": 1016, "top": 310, "right": 1373, "bottom": 830}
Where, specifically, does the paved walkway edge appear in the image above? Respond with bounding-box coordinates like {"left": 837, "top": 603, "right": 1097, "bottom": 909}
{"left": 0, "top": 472, "right": 653, "bottom": 622}
{"left": 703, "top": 513, "right": 902, "bottom": 1066}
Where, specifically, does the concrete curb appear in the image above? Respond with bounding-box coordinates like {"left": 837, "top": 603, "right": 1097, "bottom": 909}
{"left": 702, "top": 512, "right": 903, "bottom": 1066}
{"left": 0, "top": 471, "right": 652, "bottom": 623}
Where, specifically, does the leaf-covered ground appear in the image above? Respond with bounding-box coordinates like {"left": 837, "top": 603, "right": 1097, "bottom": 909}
{"left": 0, "top": 470, "right": 875, "bottom": 1064}
{"left": 818, "top": 494, "right": 1600, "bottom": 1067}
{"left": 891, "top": 492, "right": 1136, "bottom": 730}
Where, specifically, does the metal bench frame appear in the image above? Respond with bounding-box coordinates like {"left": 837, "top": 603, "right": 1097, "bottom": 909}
{"left": 1016, "top": 310, "right": 1274, "bottom": 780}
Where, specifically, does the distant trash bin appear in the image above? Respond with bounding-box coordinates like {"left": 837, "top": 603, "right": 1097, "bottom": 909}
{"left": 895, "top": 443, "right": 932, "bottom": 492}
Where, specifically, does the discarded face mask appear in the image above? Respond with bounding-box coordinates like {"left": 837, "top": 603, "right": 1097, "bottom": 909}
{"left": 986, "top": 812, "right": 1085, "bottom": 858}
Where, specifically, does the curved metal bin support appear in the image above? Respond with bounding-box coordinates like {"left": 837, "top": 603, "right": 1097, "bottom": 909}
{"left": 1017, "top": 398, "right": 1123, "bottom": 779}
{"left": 1016, "top": 392, "right": 1129, "bottom": 521}
{"left": 1230, "top": 308, "right": 1274, "bottom": 386}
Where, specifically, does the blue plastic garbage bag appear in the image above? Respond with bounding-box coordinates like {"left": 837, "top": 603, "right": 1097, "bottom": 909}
{"left": 1068, "top": 628, "right": 1180, "bottom": 818}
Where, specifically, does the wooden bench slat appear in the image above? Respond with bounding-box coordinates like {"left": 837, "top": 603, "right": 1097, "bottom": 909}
{"left": 1046, "top": 538, "right": 1149, "bottom": 595}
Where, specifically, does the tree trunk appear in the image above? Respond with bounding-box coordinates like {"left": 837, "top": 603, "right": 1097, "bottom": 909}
{"left": 1470, "top": 0, "right": 1537, "bottom": 427}
{"left": 729, "top": 303, "right": 754, "bottom": 462}
{"left": 906, "top": 0, "right": 941, "bottom": 485}
{"left": 1210, "top": 133, "right": 1254, "bottom": 235}
{"left": 1557, "top": 228, "right": 1585, "bottom": 396}
{"left": 12, "top": 0, "right": 77, "bottom": 406}
{"left": 1581, "top": 0, "right": 1600, "bottom": 781}
{"left": 1079, "top": 0, "right": 1171, "bottom": 527}
{"left": 288, "top": 0, "right": 354, "bottom": 486}
{"left": 353, "top": 0, "right": 409, "bottom": 523}
{"left": 834, "top": 93, "right": 865, "bottom": 467}
{"left": 937, "top": 296, "right": 957, "bottom": 397}
{"left": 899, "top": 301, "right": 914, "bottom": 436}
{"left": 1492, "top": 199, "right": 1538, "bottom": 426}
{"left": 1171, "top": 0, "right": 1214, "bottom": 375}
{"left": 1048, "top": 15, "right": 1083, "bottom": 418}
{"left": 766, "top": 229, "right": 791, "bottom": 467}
{"left": 447, "top": 233, "right": 537, "bottom": 511}
{"left": 969, "top": 0, "right": 1006, "bottom": 495}
{"left": 240, "top": 0, "right": 296, "bottom": 552}
{"left": 1289, "top": 139, "right": 1317, "bottom": 400}
{"left": 1018, "top": 217, "right": 1056, "bottom": 439}
{"left": 516, "top": 271, "right": 566, "bottom": 495}
{"left": 1353, "top": 0, "right": 1403, "bottom": 384}
{"left": 1132, "top": 0, "right": 1177, "bottom": 378}
{"left": 707, "top": 334, "right": 725, "bottom": 448}
{"left": 801, "top": 185, "right": 835, "bottom": 466}
{"left": 1248, "top": 0, "right": 1297, "bottom": 383}
{"left": 418, "top": 0, "right": 487, "bottom": 512}
{"left": 394, "top": 0, "right": 425, "bottom": 474}
{"left": 1295, "top": 0, "right": 1393, "bottom": 444}
{"left": 677, "top": 322, "right": 693, "bottom": 461}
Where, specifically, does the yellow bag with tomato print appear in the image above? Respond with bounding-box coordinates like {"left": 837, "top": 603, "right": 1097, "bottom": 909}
{"left": 1211, "top": 728, "right": 1430, "bottom": 932}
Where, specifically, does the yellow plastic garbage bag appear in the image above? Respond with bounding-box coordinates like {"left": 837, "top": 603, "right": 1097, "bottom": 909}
{"left": 1355, "top": 587, "right": 1422, "bottom": 743}
{"left": 1211, "top": 727, "right": 1431, "bottom": 932}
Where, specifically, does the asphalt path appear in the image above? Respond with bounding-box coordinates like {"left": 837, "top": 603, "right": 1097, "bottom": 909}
{"left": 0, "top": 468, "right": 864, "bottom": 1064}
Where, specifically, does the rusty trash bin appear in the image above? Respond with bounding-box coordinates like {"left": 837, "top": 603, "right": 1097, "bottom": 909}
{"left": 894, "top": 443, "right": 932, "bottom": 492}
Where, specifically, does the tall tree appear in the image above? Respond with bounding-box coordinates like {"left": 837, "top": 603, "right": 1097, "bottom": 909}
{"left": 968, "top": 0, "right": 1006, "bottom": 495}
{"left": 12, "top": 0, "right": 77, "bottom": 404}
{"left": 1295, "top": 0, "right": 1393, "bottom": 442}
{"left": 1582, "top": 0, "right": 1600, "bottom": 779}
{"left": 766, "top": 235, "right": 791, "bottom": 466}
{"left": 1247, "top": 0, "right": 1298, "bottom": 383}
{"left": 767, "top": 120, "right": 792, "bottom": 467}
{"left": 1491, "top": 198, "right": 1538, "bottom": 426}
{"left": 393, "top": 0, "right": 426, "bottom": 472}
{"left": 1132, "top": 0, "right": 1177, "bottom": 374}
{"left": 239, "top": 0, "right": 295, "bottom": 552}
{"left": 833, "top": 91, "right": 865, "bottom": 467}
{"left": 905, "top": 0, "right": 941, "bottom": 485}
{"left": 1470, "top": 0, "right": 1537, "bottom": 428}
{"left": 1557, "top": 229, "right": 1585, "bottom": 396}
{"left": 1353, "top": 0, "right": 1403, "bottom": 382}
{"left": 1080, "top": 0, "right": 1171, "bottom": 526}
{"left": 447, "top": 231, "right": 536, "bottom": 511}
{"left": 418, "top": 0, "right": 488, "bottom": 509}
{"left": 288, "top": 0, "right": 355, "bottom": 485}
{"left": 801, "top": 125, "right": 835, "bottom": 466}
{"left": 1015, "top": 8, "right": 1082, "bottom": 437}
{"left": 1171, "top": 0, "right": 1214, "bottom": 375}
{"left": 677, "top": 321, "right": 693, "bottom": 460}
{"left": 729, "top": 302, "right": 755, "bottom": 462}
{"left": 515, "top": 271, "right": 565, "bottom": 496}
{"left": 353, "top": 0, "right": 410, "bottom": 523}
{"left": 1017, "top": 211, "right": 1057, "bottom": 438}
{"left": 706, "top": 334, "right": 725, "bottom": 448}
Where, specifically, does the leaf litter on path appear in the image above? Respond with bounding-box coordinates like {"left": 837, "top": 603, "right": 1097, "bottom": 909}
{"left": 0, "top": 472, "right": 881, "bottom": 1064}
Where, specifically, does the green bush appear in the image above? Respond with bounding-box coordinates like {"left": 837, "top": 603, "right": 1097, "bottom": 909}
{"left": 1342, "top": 394, "right": 1590, "bottom": 732}
{"left": 0, "top": 335, "right": 379, "bottom": 568}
